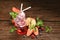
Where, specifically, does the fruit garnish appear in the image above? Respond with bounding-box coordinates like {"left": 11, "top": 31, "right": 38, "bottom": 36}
{"left": 27, "top": 29, "right": 33, "bottom": 36}
{"left": 34, "top": 27, "right": 39, "bottom": 35}
{"left": 31, "top": 34, "right": 35, "bottom": 39}
{"left": 12, "top": 7, "right": 20, "bottom": 13}
{"left": 41, "top": 27, "right": 45, "bottom": 31}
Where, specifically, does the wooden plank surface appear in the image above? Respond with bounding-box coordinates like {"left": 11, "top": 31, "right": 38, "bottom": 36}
{"left": 0, "top": 1, "right": 60, "bottom": 21}
{"left": 0, "top": 21, "right": 60, "bottom": 40}
{"left": 0, "top": 0, "right": 60, "bottom": 40}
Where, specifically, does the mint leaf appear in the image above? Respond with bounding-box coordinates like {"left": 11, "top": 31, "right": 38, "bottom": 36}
{"left": 36, "top": 17, "right": 43, "bottom": 26}
{"left": 9, "top": 12, "right": 18, "bottom": 19}
{"left": 10, "top": 28, "right": 14, "bottom": 32}
{"left": 45, "top": 26, "right": 52, "bottom": 32}
{"left": 10, "top": 27, "right": 17, "bottom": 32}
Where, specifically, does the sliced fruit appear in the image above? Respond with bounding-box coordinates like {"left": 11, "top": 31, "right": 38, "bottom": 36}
{"left": 27, "top": 29, "right": 33, "bottom": 36}
{"left": 12, "top": 7, "right": 20, "bottom": 13}
{"left": 31, "top": 18, "right": 36, "bottom": 26}
{"left": 26, "top": 17, "right": 36, "bottom": 27}
{"left": 26, "top": 18, "right": 31, "bottom": 26}
{"left": 34, "top": 27, "right": 39, "bottom": 35}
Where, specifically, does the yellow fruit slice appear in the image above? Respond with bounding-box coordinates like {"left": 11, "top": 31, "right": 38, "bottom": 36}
{"left": 26, "top": 17, "right": 36, "bottom": 26}
{"left": 31, "top": 18, "right": 36, "bottom": 26}
{"left": 26, "top": 18, "right": 31, "bottom": 26}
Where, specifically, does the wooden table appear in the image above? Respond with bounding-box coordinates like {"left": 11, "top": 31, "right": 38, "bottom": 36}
{"left": 0, "top": 0, "right": 60, "bottom": 40}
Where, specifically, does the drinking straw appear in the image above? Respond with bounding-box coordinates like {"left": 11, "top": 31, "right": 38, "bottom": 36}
{"left": 21, "top": 3, "right": 23, "bottom": 12}
{"left": 23, "top": 6, "right": 31, "bottom": 11}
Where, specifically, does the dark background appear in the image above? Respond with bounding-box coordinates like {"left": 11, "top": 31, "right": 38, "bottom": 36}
{"left": 0, "top": 0, "right": 60, "bottom": 40}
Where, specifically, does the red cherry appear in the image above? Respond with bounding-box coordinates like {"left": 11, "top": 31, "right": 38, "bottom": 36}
{"left": 31, "top": 34, "right": 35, "bottom": 39}
{"left": 41, "top": 27, "right": 45, "bottom": 31}
{"left": 36, "top": 26, "right": 39, "bottom": 28}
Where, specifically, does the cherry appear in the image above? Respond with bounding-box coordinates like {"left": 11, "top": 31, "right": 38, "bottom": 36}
{"left": 31, "top": 34, "right": 36, "bottom": 39}
{"left": 36, "top": 26, "right": 40, "bottom": 28}
{"left": 41, "top": 27, "right": 45, "bottom": 31}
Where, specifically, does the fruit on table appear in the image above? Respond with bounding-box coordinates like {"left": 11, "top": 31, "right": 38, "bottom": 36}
{"left": 27, "top": 27, "right": 39, "bottom": 36}
{"left": 27, "top": 29, "right": 33, "bottom": 36}
{"left": 41, "top": 27, "right": 45, "bottom": 31}
{"left": 31, "top": 34, "right": 35, "bottom": 39}
{"left": 26, "top": 17, "right": 39, "bottom": 36}
{"left": 37, "top": 26, "right": 40, "bottom": 28}
{"left": 26, "top": 17, "right": 36, "bottom": 26}
{"left": 12, "top": 7, "right": 20, "bottom": 13}
{"left": 34, "top": 27, "right": 39, "bottom": 35}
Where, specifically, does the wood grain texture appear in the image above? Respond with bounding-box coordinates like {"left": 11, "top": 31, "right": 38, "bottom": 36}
{"left": 0, "top": 1, "right": 60, "bottom": 21}
{"left": 0, "top": 0, "right": 60, "bottom": 40}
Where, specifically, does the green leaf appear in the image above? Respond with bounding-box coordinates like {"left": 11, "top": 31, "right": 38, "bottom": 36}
{"left": 10, "top": 28, "right": 14, "bottom": 32}
{"left": 36, "top": 17, "right": 43, "bottom": 26}
{"left": 10, "top": 27, "right": 17, "bottom": 32}
{"left": 12, "top": 27, "right": 17, "bottom": 30}
{"left": 9, "top": 12, "right": 18, "bottom": 19}
{"left": 45, "top": 26, "right": 52, "bottom": 32}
